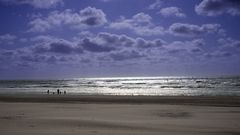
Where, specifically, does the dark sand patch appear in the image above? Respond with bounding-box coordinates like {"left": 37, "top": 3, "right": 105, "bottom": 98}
{"left": 155, "top": 111, "right": 192, "bottom": 118}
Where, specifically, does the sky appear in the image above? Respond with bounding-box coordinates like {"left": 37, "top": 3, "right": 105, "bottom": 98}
{"left": 0, "top": 0, "right": 240, "bottom": 79}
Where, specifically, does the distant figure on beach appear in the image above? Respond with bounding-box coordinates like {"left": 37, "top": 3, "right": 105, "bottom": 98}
{"left": 47, "top": 90, "right": 49, "bottom": 94}
{"left": 64, "top": 91, "right": 66, "bottom": 94}
{"left": 57, "top": 89, "right": 60, "bottom": 95}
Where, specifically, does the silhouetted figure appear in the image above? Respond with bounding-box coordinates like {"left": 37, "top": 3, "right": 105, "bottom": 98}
{"left": 64, "top": 91, "right": 66, "bottom": 94}
{"left": 57, "top": 89, "right": 60, "bottom": 95}
{"left": 47, "top": 90, "right": 50, "bottom": 94}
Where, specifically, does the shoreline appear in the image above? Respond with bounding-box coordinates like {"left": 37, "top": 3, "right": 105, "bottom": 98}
{"left": 0, "top": 94, "right": 240, "bottom": 107}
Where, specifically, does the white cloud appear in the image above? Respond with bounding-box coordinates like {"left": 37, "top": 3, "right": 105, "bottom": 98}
{"left": 148, "top": 0, "right": 162, "bottom": 10}
{"left": 109, "top": 13, "right": 164, "bottom": 36}
{"left": 168, "top": 23, "right": 221, "bottom": 37}
{"left": 0, "top": 34, "right": 17, "bottom": 45}
{"left": 0, "top": 0, "right": 63, "bottom": 9}
{"left": 158, "top": 7, "right": 186, "bottom": 18}
{"left": 98, "top": 0, "right": 114, "bottom": 2}
{"left": 28, "top": 7, "right": 107, "bottom": 32}
{"left": 164, "top": 39, "right": 205, "bottom": 54}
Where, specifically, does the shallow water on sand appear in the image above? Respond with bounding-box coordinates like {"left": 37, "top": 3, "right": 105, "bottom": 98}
{"left": 0, "top": 76, "right": 240, "bottom": 96}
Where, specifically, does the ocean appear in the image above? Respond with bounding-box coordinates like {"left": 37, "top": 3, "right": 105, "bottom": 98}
{"left": 0, "top": 76, "right": 240, "bottom": 96}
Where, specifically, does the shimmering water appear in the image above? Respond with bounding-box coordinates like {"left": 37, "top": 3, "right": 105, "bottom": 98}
{"left": 0, "top": 76, "right": 240, "bottom": 96}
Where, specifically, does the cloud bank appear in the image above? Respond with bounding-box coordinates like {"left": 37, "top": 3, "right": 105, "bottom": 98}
{"left": 195, "top": 0, "right": 240, "bottom": 16}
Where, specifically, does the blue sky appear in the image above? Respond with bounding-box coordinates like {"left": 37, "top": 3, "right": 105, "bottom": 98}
{"left": 0, "top": 0, "right": 240, "bottom": 79}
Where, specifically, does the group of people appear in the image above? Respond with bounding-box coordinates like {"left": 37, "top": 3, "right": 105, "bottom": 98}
{"left": 47, "top": 89, "right": 66, "bottom": 95}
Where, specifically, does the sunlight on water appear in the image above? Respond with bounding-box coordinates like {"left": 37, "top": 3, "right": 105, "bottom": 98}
{"left": 0, "top": 76, "right": 240, "bottom": 96}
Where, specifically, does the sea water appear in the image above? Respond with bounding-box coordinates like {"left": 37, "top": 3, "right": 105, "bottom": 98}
{"left": 0, "top": 76, "right": 240, "bottom": 96}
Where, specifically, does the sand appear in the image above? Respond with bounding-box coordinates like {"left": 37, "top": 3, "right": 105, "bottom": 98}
{"left": 0, "top": 95, "right": 240, "bottom": 135}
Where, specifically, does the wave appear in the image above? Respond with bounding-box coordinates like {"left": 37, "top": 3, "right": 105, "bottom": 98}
{"left": 0, "top": 77, "right": 240, "bottom": 96}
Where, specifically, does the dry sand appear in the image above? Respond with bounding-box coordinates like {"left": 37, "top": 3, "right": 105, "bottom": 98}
{"left": 0, "top": 95, "right": 240, "bottom": 135}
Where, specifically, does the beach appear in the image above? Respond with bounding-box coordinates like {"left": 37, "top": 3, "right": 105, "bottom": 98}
{"left": 0, "top": 95, "right": 240, "bottom": 135}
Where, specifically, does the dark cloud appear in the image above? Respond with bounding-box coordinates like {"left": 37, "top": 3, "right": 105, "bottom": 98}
{"left": 29, "top": 7, "right": 107, "bottom": 32}
{"left": 19, "top": 54, "right": 72, "bottom": 65}
{"left": 81, "top": 38, "right": 115, "bottom": 52}
{"left": 195, "top": 0, "right": 240, "bottom": 16}
{"left": 0, "top": 0, "right": 63, "bottom": 9}
{"left": 78, "top": 32, "right": 165, "bottom": 52}
{"left": 48, "top": 42, "right": 75, "bottom": 54}
{"left": 76, "top": 32, "right": 134, "bottom": 53}
{"left": 110, "top": 50, "right": 144, "bottom": 61}
{"left": 169, "top": 23, "right": 221, "bottom": 37}
{"left": 0, "top": 50, "right": 14, "bottom": 64}
{"left": 33, "top": 39, "right": 83, "bottom": 54}
{"left": 1, "top": 50, "right": 14, "bottom": 56}
{"left": 205, "top": 51, "right": 232, "bottom": 59}
{"left": 20, "top": 55, "right": 47, "bottom": 63}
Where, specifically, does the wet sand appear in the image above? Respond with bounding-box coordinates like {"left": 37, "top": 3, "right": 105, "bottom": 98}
{"left": 0, "top": 95, "right": 240, "bottom": 135}
{"left": 0, "top": 94, "right": 240, "bottom": 106}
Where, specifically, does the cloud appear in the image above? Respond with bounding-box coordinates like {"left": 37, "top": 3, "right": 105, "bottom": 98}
{"left": 158, "top": 7, "right": 186, "bottom": 18}
{"left": 205, "top": 51, "right": 232, "bottom": 59}
{"left": 78, "top": 32, "right": 165, "bottom": 53}
{"left": 28, "top": 7, "right": 107, "bottom": 32}
{"left": 98, "top": 0, "right": 114, "bottom": 2}
{"left": 78, "top": 31, "right": 95, "bottom": 38}
{"left": 218, "top": 38, "right": 240, "bottom": 48}
{"left": 195, "top": 0, "right": 240, "bottom": 16}
{"left": 33, "top": 39, "right": 83, "bottom": 54}
{"left": 109, "top": 50, "right": 144, "bottom": 61}
{"left": 79, "top": 32, "right": 135, "bottom": 52}
{"left": 148, "top": 0, "right": 162, "bottom": 10}
{"left": 29, "top": 32, "right": 166, "bottom": 57}
{"left": 164, "top": 39, "right": 205, "bottom": 54}
{"left": 109, "top": 13, "right": 164, "bottom": 36}
{"left": 1, "top": 32, "right": 212, "bottom": 67}
{"left": 0, "top": 34, "right": 17, "bottom": 41}
{"left": 203, "top": 38, "right": 240, "bottom": 60}
{"left": 81, "top": 38, "right": 115, "bottom": 52}
{"left": 135, "top": 38, "right": 165, "bottom": 48}
{"left": 97, "top": 32, "right": 135, "bottom": 47}
{"left": 79, "top": 7, "right": 107, "bottom": 26}
{"left": 169, "top": 23, "right": 221, "bottom": 37}
{"left": 31, "top": 35, "right": 58, "bottom": 42}
{"left": 20, "top": 55, "right": 48, "bottom": 63}
{"left": 0, "top": 0, "right": 63, "bottom": 9}
{"left": 0, "top": 34, "right": 17, "bottom": 45}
